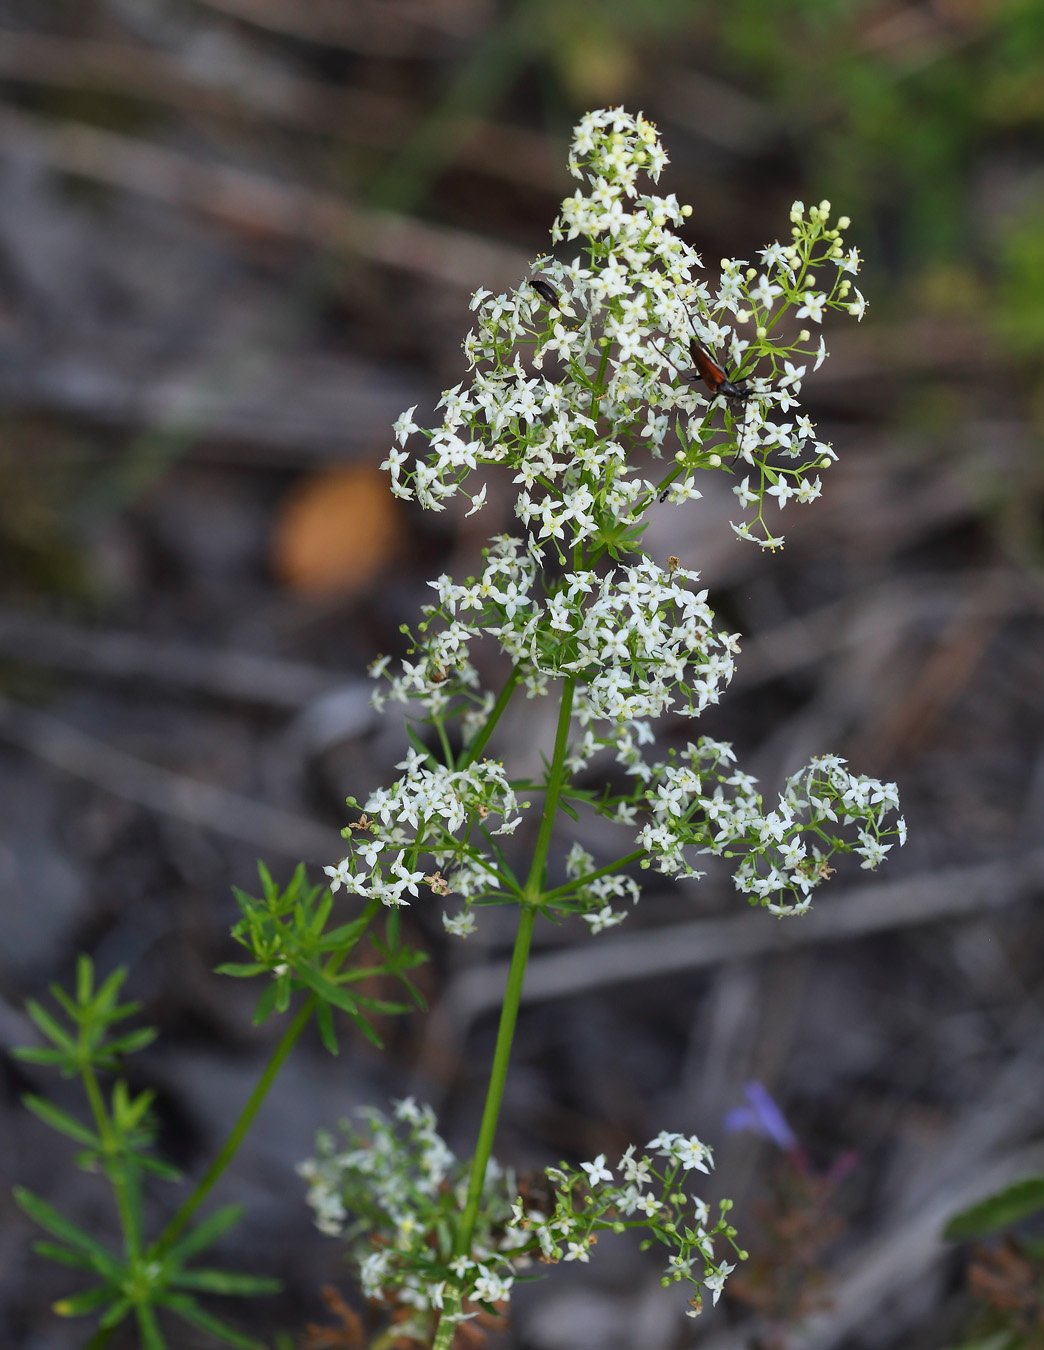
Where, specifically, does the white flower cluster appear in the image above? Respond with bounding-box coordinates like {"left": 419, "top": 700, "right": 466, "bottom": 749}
{"left": 341, "top": 110, "right": 902, "bottom": 930}
{"left": 636, "top": 742, "right": 906, "bottom": 914}
{"left": 376, "top": 536, "right": 739, "bottom": 726}
{"left": 382, "top": 109, "right": 864, "bottom": 554}
{"left": 298, "top": 1098, "right": 451, "bottom": 1239}
{"left": 565, "top": 841, "right": 641, "bottom": 933}
{"left": 324, "top": 748, "right": 521, "bottom": 910}
{"left": 298, "top": 1099, "right": 521, "bottom": 1335}
{"left": 299, "top": 1100, "right": 739, "bottom": 1330}
{"left": 508, "top": 1130, "right": 738, "bottom": 1318}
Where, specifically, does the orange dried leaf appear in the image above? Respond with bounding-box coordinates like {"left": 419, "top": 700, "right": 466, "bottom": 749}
{"left": 274, "top": 464, "right": 401, "bottom": 595}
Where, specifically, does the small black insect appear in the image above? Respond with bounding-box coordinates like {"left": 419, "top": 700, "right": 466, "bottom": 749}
{"left": 529, "top": 275, "right": 560, "bottom": 307}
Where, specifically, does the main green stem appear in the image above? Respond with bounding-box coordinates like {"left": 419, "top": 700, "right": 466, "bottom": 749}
{"left": 433, "top": 677, "right": 575, "bottom": 1349}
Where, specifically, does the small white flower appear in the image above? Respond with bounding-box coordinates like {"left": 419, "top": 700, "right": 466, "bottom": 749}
{"left": 393, "top": 405, "right": 420, "bottom": 444}
{"left": 580, "top": 1154, "right": 613, "bottom": 1186}
{"left": 443, "top": 909, "right": 476, "bottom": 938}
{"left": 705, "top": 1261, "right": 736, "bottom": 1305}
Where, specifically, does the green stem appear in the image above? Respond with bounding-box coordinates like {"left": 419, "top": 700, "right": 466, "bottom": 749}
{"left": 431, "top": 907, "right": 536, "bottom": 1350}
{"left": 82, "top": 1044, "right": 141, "bottom": 1260}
{"left": 457, "top": 905, "right": 537, "bottom": 1256}
{"left": 150, "top": 896, "right": 383, "bottom": 1259}
{"left": 432, "top": 677, "right": 576, "bottom": 1349}
{"left": 150, "top": 997, "right": 315, "bottom": 1257}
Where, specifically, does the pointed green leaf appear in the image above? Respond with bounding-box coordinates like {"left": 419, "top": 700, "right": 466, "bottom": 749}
{"left": 95, "top": 1295, "right": 132, "bottom": 1329}
{"left": 316, "top": 917, "right": 370, "bottom": 950}
{"left": 395, "top": 973, "right": 428, "bottom": 1011}
{"left": 50, "top": 984, "right": 83, "bottom": 1023}
{"left": 15, "top": 1189, "right": 120, "bottom": 1271}
{"left": 257, "top": 860, "right": 276, "bottom": 901}
{"left": 11, "top": 1045, "right": 69, "bottom": 1068}
{"left": 314, "top": 1002, "right": 339, "bottom": 1057}
{"left": 214, "top": 962, "right": 268, "bottom": 978}
{"left": 354, "top": 995, "right": 409, "bottom": 1016}
{"left": 158, "top": 1291, "right": 266, "bottom": 1349}
{"left": 944, "top": 1176, "right": 1044, "bottom": 1240}
{"left": 103, "top": 998, "right": 144, "bottom": 1027}
{"left": 170, "top": 1268, "right": 281, "bottom": 1295}
{"left": 308, "top": 891, "right": 334, "bottom": 938}
{"left": 75, "top": 954, "right": 96, "bottom": 1003}
{"left": 53, "top": 1282, "right": 120, "bottom": 1316}
{"left": 32, "top": 1240, "right": 100, "bottom": 1271}
{"left": 112, "top": 1081, "right": 156, "bottom": 1132}
{"left": 24, "top": 999, "right": 75, "bottom": 1052}
{"left": 139, "top": 1155, "right": 182, "bottom": 1183}
{"left": 165, "top": 1205, "right": 243, "bottom": 1263}
{"left": 251, "top": 981, "right": 282, "bottom": 1025}
{"left": 106, "top": 1027, "right": 159, "bottom": 1057}
{"left": 22, "top": 1095, "right": 99, "bottom": 1147}
{"left": 350, "top": 1013, "right": 384, "bottom": 1050}
{"left": 133, "top": 1300, "right": 167, "bottom": 1349}
{"left": 294, "top": 966, "right": 359, "bottom": 1016}
{"left": 273, "top": 971, "right": 293, "bottom": 1013}
{"left": 230, "top": 885, "right": 256, "bottom": 917}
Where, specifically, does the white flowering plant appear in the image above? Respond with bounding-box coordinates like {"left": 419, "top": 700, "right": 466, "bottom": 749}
{"left": 300, "top": 108, "right": 903, "bottom": 1345}
{"left": 14, "top": 108, "right": 904, "bottom": 1349}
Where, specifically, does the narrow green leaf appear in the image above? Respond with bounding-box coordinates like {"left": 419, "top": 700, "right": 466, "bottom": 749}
{"left": 230, "top": 885, "right": 251, "bottom": 913}
{"left": 22, "top": 1095, "right": 99, "bottom": 1147}
{"left": 294, "top": 966, "right": 359, "bottom": 1016}
{"left": 104, "top": 998, "right": 145, "bottom": 1027}
{"left": 274, "top": 971, "right": 293, "bottom": 1013}
{"left": 340, "top": 961, "right": 408, "bottom": 986}
{"left": 158, "top": 1291, "right": 266, "bottom": 1349}
{"left": 214, "top": 962, "right": 268, "bottom": 978}
{"left": 165, "top": 1204, "right": 243, "bottom": 1263}
{"left": 53, "top": 1282, "right": 119, "bottom": 1316}
{"left": 105, "top": 1028, "right": 159, "bottom": 1057}
{"left": 251, "top": 980, "right": 282, "bottom": 1025}
{"left": 314, "top": 1001, "right": 339, "bottom": 1057}
{"left": 32, "top": 1240, "right": 99, "bottom": 1271}
{"left": 75, "top": 954, "right": 96, "bottom": 1004}
{"left": 349, "top": 1012, "right": 384, "bottom": 1050}
{"left": 257, "top": 860, "right": 276, "bottom": 901}
{"left": 171, "top": 1268, "right": 281, "bottom": 1295}
{"left": 11, "top": 1045, "right": 69, "bottom": 1068}
{"left": 353, "top": 997, "right": 408, "bottom": 1019}
{"left": 395, "top": 973, "right": 428, "bottom": 1011}
{"left": 309, "top": 890, "right": 334, "bottom": 938}
{"left": 139, "top": 1156, "right": 182, "bottom": 1183}
{"left": 15, "top": 1189, "right": 120, "bottom": 1270}
{"left": 316, "top": 917, "right": 370, "bottom": 950}
{"left": 95, "top": 1295, "right": 132, "bottom": 1329}
{"left": 944, "top": 1176, "right": 1044, "bottom": 1240}
{"left": 112, "top": 1081, "right": 156, "bottom": 1131}
{"left": 134, "top": 1300, "right": 167, "bottom": 1350}
{"left": 24, "top": 999, "right": 75, "bottom": 1052}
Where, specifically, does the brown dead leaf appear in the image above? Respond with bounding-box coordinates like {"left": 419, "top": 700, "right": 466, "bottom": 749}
{"left": 274, "top": 464, "right": 402, "bottom": 595}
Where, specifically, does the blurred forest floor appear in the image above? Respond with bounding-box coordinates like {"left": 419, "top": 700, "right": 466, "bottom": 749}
{"left": 1, "top": 2, "right": 1043, "bottom": 1348}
